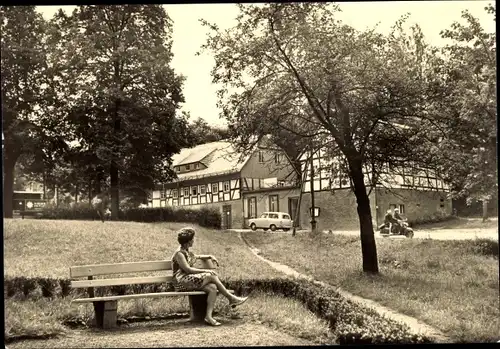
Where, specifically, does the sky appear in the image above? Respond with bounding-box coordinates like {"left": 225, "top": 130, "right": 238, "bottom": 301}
{"left": 37, "top": 1, "right": 495, "bottom": 127}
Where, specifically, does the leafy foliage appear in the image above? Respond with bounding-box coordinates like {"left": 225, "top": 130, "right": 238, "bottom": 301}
{"left": 430, "top": 5, "right": 496, "bottom": 206}
{"left": 44, "top": 5, "right": 192, "bottom": 215}
{"left": 0, "top": 6, "right": 61, "bottom": 217}
{"left": 200, "top": 3, "right": 447, "bottom": 272}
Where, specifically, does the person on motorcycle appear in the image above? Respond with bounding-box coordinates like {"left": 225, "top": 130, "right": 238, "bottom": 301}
{"left": 394, "top": 208, "right": 405, "bottom": 221}
{"left": 383, "top": 209, "right": 400, "bottom": 233}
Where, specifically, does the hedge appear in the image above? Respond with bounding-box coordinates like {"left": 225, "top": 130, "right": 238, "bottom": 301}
{"left": 4, "top": 276, "right": 432, "bottom": 344}
{"left": 38, "top": 206, "right": 222, "bottom": 229}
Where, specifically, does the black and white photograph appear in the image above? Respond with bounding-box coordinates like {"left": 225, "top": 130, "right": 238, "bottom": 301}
{"left": 2, "top": 1, "right": 498, "bottom": 346}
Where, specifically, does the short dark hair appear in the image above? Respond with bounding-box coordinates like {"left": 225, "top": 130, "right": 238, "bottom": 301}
{"left": 177, "top": 227, "right": 196, "bottom": 245}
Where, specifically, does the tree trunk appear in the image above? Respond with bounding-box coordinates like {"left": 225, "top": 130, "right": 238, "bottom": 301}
{"left": 110, "top": 96, "right": 121, "bottom": 221}
{"left": 88, "top": 178, "right": 92, "bottom": 208}
{"left": 75, "top": 181, "right": 79, "bottom": 203}
{"left": 3, "top": 157, "right": 16, "bottom": 218}
{"left": 110, "top": 163, "right": 119, "bottom": 220}
{"left": 349, "top": 157, "right": 379, "bottom": 274}
{"left": 42, "top": 171, "right": 46, "bottom": 200}
{"left": 293, "top": 157, "right": 310, "bottom": 237}
{"left": 482, "top": 198, "right": 489, "bottom": 222}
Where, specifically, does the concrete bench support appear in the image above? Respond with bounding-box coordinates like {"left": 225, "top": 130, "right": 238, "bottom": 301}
{"left": 188, "top": 294, "right": 208, "bottom": 322}
{"left": 93, "top": 301, "right": 118, "bottom": 329}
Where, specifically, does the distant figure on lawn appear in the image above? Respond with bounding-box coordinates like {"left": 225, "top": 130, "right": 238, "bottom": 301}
{"left": 171, "top": 227, "right": 249, "bottom": 326}
{"left": 91, "top": 191, "right": 111, "bottom": 223}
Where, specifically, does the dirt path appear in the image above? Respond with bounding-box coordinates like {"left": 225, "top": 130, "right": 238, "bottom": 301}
{"left": 7, "top": 319, "right": 315, "bottom": 348}
{"left": 239, "top": 233, "right": 452, "bottom": 344}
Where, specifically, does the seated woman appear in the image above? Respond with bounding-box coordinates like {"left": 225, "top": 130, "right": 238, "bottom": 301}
{"left": 171, "top": 227, "right": 248, "bottom": 326}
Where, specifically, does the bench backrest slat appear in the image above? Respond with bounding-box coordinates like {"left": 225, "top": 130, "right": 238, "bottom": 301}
{"left": 70, "top": 260, "right": 172, "bottom": 278}
{"left": 71, "top": 275, "right": 173, "bottom": 288}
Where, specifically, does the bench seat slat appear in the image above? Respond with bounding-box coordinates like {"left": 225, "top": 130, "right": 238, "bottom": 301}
{"left": 71, "top": 275, "right": 172, "bottom": 288}
{"left": 70, "top": 260, "right": 172, "bottom": 278}
{"left": 71, "top": 290, "right": 234, "bottom": 304}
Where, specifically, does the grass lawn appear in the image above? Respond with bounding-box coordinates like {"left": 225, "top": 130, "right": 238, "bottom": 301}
{"left": 414, "top": 216, "right": 498, "bottom": 230}
{"left": 3, "top": 219, "right": 281, "bottom": 280}
{"left": 243, "top": 231, "right": 499, "bottom": 343}
{"left": 5, "top": 219, "right": 331, "bottom": 344}
{"left": 5, "top": 291, "right": 332, "bottom": 345}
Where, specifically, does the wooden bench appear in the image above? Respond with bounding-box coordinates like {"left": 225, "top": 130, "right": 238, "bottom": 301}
{"left": 70, "top": 257, "right": 231, "bottom": 329}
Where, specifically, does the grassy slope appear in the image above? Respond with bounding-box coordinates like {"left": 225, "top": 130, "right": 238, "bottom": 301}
{"left": 6, "top": 219, "right": 326, "bottom": 344}
{"left": 244, "top": 231, "right": 499, "bottom": 343}
{"left": 3, "top": 219, "right": 280, "bottom": 280}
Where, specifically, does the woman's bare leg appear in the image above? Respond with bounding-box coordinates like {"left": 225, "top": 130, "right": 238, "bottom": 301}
{"left": 201, "top": 274, "right": 239, "bottom": 301}
{"left": 203, "top": 283, "right": 218, "bottom": 322}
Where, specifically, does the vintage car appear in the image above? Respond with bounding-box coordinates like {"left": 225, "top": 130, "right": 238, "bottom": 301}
{"left": 248, "top": 211, "right": 293, "bottom": 232}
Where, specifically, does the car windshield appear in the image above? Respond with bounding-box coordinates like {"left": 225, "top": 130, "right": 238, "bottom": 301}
{"left": 260, "top": 213, "right": 268, "bottom": 218}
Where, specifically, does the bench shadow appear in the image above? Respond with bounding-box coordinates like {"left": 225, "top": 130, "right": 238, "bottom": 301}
{"left": 85, "top": 318, "right": 244, "bottom": 336}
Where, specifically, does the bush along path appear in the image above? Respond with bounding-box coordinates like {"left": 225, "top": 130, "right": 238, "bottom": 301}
{"left": 239, "top": 232, "right": 452, "bottom": 344}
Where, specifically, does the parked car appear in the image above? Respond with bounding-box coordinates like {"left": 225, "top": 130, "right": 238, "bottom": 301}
{"left": 248, "top": 212, "right": 293, "bottom": 232}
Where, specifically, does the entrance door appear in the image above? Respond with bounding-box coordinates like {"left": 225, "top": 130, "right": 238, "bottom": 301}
{"left": 222, "top": 205, "right": 232, "bottom": 229}
{"left": 288, "top": 197, "right": 299, "bottom": 227}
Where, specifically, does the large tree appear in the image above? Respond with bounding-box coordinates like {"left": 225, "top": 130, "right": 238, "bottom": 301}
{"left": 432, "top": 5, "right": 496, "bottom": 220}
{"left": 1, "top": 6, "right": 54, "bottom": 217}
{"left": 48, "top": 5, "right": 191, "bottom": 219}
{"left": 201, "top": 3, "right": 442, "bottom": 273}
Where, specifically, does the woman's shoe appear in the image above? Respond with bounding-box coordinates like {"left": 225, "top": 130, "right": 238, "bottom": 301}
{"left": 204, "top": 317, "right": 221, "bottom": 326}
{"left": 230, "top": 296, "right": 249, "bottom": 308}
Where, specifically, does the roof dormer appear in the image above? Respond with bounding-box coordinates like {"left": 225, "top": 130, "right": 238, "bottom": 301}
{"left": 175, "top": 162, "right": 207, "bottom": 173}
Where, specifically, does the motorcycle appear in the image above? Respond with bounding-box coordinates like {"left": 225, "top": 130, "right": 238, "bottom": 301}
{"left": 378, "top": 220, "right": 414, "bottom": 238}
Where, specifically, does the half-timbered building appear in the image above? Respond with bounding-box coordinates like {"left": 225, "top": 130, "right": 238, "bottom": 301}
{"left": 148, "top": 140, "right": 297, "bottom": 229}
{"left": 298, "top": 148, "right": 452, "bottom": 230}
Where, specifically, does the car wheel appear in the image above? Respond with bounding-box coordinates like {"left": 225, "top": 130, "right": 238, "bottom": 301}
{"left": 270, "top": 224, "right": 277, "bottom": 232}
{"left": 250, "top": 223, "right": 257, "bottom": 231}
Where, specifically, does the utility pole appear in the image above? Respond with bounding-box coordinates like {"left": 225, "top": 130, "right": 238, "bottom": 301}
{"left": 309, "top": 146, "right": 317, "bottom": 233}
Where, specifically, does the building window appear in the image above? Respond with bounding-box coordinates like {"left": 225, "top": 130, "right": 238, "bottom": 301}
{"left": 185, "top": 164, "right": 190, "bottom": 170}
{"left": 223, "top": 181, "right": 230, "bottom": 192}
{"left": 258, "top": 151, "right": 264, "bottom": 163}
{"left": 274, "top": 152, "right": 281, "bottom": 164}
{"left": 212, "top": 183, "right": 219, "bottom": 193}
{"left": 269, "top": 195, "right": 279, "bottom": 212}
{"left": 398, "top": 204, "right": 405, "bottom": 214}
{"left": 200, "top": 185, "right": 206, "bottom": 195}
{"left": 248, "top": 197, "right": 257, "bottom": 218}
{"left": 172, "top": 189, "right": 178, "bottom": 198}
{"left": 160, "top": 189, "right": 166, "bottom": 199}
{"left": 183, "top": 187, "right": 189, "bottom": 197}
{"left": 191, "top": 186, "right": 197, "bottom": 196}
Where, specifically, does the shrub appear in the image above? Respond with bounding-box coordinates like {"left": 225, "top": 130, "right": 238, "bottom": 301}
{"left": 38, "top": 205, "right": 222, "bottom": 228}
{"left": 5, "top": 276, "right": 433, "bottom": 344}
{"left": 466, "top": 238, "right": 499, "bottom": 258}
{"left": 40, "top": 206, "right": 101, "bottom": 221}
{"left": 409, "top": 212, "right": 454, "bottom": 226}
{"left": 226, "top": 278, "right": 433, "bottom": 344}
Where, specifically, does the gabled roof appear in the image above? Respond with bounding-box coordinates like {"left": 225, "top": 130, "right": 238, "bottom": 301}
{"left": 170, "top": 141, "right": 251, "bottom": 182}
